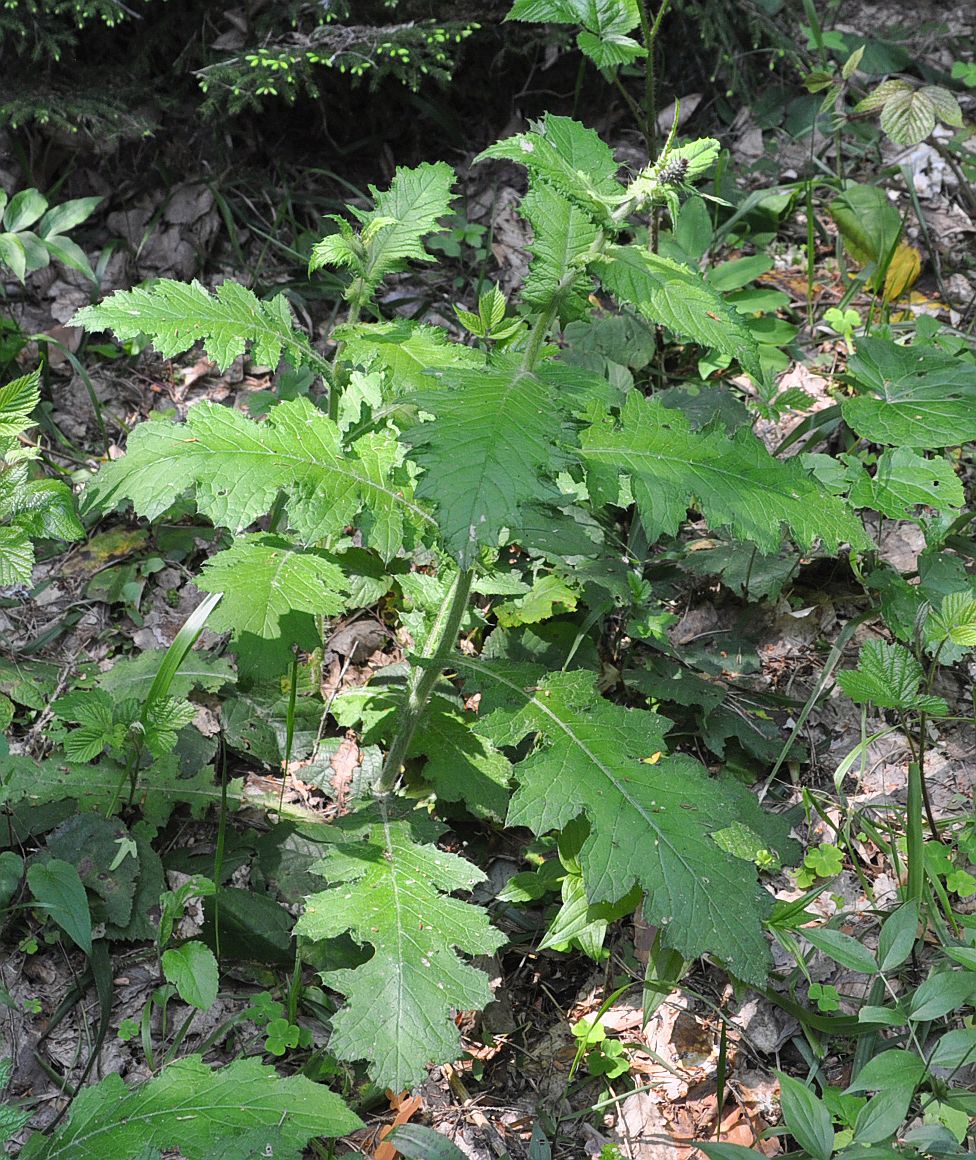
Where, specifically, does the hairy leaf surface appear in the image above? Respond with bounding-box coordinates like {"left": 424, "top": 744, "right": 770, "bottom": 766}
{"left": 72, "top": 281, "right": 312, "bottom": 372}
{"left": 463, "top": 662, "right": 795, "bottom": 983}
{"left": 593, "top": 245, "right": 763, "bottom": 381}
{"left": 522, "top": 183, "right": 601, "bottom": 321}
{"left": 19, "top": 1055, "right": 361, "bottom": 1160}
{"left": 310, "top": 162, "right": 456, "bottom": 303}
{"left": 85, "top": 398, "right": 429, "bottom": 559}
{"left": 403, "top": 355, "right": 577, "bottom": 567}
{"left": 334, "top": 320, "right": 485, "bottom": 394}
{"left": 478, "top": 114, "right": 621, "bottom": 225}
{"left": 296, "top": 803, "right": 504, "bottom": 1090}
{"left": 582, "top": 393, "right": 869, "bottom": 553}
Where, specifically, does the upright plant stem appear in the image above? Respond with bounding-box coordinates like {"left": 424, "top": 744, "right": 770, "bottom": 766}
{"left": 378, "top": 567, "right": 474, "bottom": 793}
{"left": 905, "top": 761, "right": 924, "bottom": 904}
{"left": 635, "top": 0, "right": 672, "bottom": 156}
{"left": 379, "top": 302, "right": 560, "bottom": 794}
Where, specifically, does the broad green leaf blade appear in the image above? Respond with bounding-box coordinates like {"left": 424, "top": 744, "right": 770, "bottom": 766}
{"left": 196, "top": 536, "right": 349, "bottom": 644}
{"left": 333, "top": 320, "right": 485, "bottom": 394}
{"left": 72, "top": 280, "right": 312, "bottom": 372}
{"left": 83, "top": 398, "right": 427, "bottom": 559}
{"left": 841, "top": 337, "right": 976, "bottom": 448}
{"left": 311, "top": 163, "right": 456, "bottom": 303}
{"left": 43, "top": 234, "right": 96, "bottom": 280}
{"left": 295, "top": 802, "right": 504, "bottom": 1091}
{"left": 464, "top": 662, "right": 797, "bottom": 983}
{"left": 0, "top": 369, "right": 40, "bottom": 437}
{"left": 829, "top": 185, "right": 902, "bottom": 267}
{"left": 0, "top": 525, "right": 34, "bottom": 585}
{"left": 880, "top": 87, "right": 936, "bottom": 145}
{"left": 26, "top": 859, "right": 93, "bottom": 955}
{"left": 847, "top": 447, "right": 963, "bottom": 518}
{"left": 334, "top": 685, "right": 511, "bottom": 821}
{"left": 925, "top": 591, "right": 976, "bottom": 648}
{"left": 777, "top": 1073, "right": 834, "bottom": 1160}
{"left": 803, "top": 927, "right": 878, "bottom": 974}
{"left": 877, "top": 902, "right": 918, "bottom": 973}
{"left": 403, "top": 355, "right": 574, "bottom": 567}
{"left": 837, "top": 640, "right": 948, "bottom": 715}
{"left": 18, "top": 1055, "right": 361, "bottom": 1160}
{"left": 38, "top": 195, "right": 102, "bottom": 238}
{"left": 521, "top": 183, "right": 601, "bottom": 322}
{"left": 4, "top": 188, "right": 47, "bottom": 232}
{"left": 581, "top": 393, "right": 868, "bottom": 553}
{"left": 477, "top": 113, "right": 621, "bottom": 226}
{"left": 161, "top": 940, "right": 219, "bottom": 1010}
{"left": 387, "top": 1124, "right": 468, "bottom": 1160}
{"left": 593, "top": 245, "right": 763, "bottom": 381}
{"left": 0, "top": 233, "right": 27, "bottom": 282}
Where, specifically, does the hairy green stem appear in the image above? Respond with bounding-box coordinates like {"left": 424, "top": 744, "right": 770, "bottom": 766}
{"left": 378, "top": 567, "right": 474, "bottom": 793}
{"left": 636, "top": 0, "right": 672, "bottom": 155}
{"left": 905, "top": 761, "right": 924, "bottom": 904}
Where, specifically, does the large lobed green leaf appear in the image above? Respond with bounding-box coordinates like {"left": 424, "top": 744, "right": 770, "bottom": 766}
{"left": 71, "top": 281, "right": 311, "bottom": 372}
{"left": 403, "top": 354, "right": 578, "bottom": 567}
{"left": 18, "top": 1055, "right": 361, "bottom": 1160}
{"left": 478, "top": 114, "right": 622, "bottom": 226}
{"left": 84, "top": 397, "right": 429, "bottom": 560}
{"left": 521, "top": 182, "right": 601, "bottom": 322}
{"left": 581, "top": 392, "right": 869, "bottom": 553}
{"left": 296, "top": 802, "right": 504, "bottom": 1091}
{"left": 310, "top": 162, "right": 456, "bottom": 303}
{"left": 464, "top": 661, "right": 797, "bottom": 983}
{"left": 334, "top": 320, "right": 485, "bottom": 394}
{"left": 593, "top": 244, "right": 764, "bottom": 381}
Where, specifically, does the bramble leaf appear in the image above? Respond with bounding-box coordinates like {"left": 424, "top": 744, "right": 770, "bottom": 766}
{"left": 463, "top": 661, "right": 797, "bottom": 983}
{"left": 837, "top": 640, "right": 948, "bottom": 714}
{"left": 296, "top": 802, "right": 504, "bottom": 1091}
{"left": 582, "top": 393, "right": 868, "bottom": 553}
{"left": 18, "top": 1055, "right": 361, "bottom": 1159}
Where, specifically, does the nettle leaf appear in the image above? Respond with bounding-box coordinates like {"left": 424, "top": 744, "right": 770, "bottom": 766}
{"left": 84, "top": 398, "right": 429, "bottom": 561}
{"left": 478, "top": 114, "right": 621, "bottom": 226}
{"left": 403, "top": 355, "right": 579, "bottom": 567}
{"left": 310, "top": 162, "right": 456, "bottom": 302}
{"left": 464, "top": 661, "right": 797, "bottom": 983}
{"left": 837, "top": 640, "right": 948, "bottom": 715}
{"left": 333, "top": 320, "right": 485, "bottom": 394}
{"left": 847, "top": 447, "right": 963, "bottom": 518}
{"left": 842, "top": 337, "right": 976, "bottom": 448}
{"left": 582, "top": 393, "right": 868, "bottom": 553}
{"left": 72, "top": 281, "right": 312, "bottom": 372}
{"left": 521, "top": 182, "right": 601, "bottom": 322}
{"left": 296, "top": 802, "right": 504, "bottom": 1091}
{"left": 593, "top": 245, "right": 763, "bottom": 381}
{"left": 18, "top": 1055, "right": 361, "bottom": 1160}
